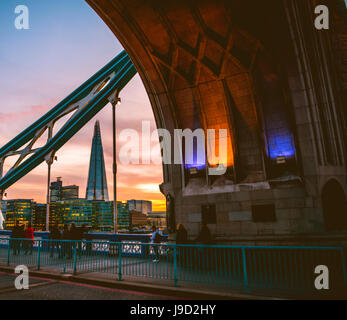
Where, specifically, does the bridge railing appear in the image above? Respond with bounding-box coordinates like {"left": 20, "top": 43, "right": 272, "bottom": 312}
{"left": 0, "top": 230, "right": 167, "bottom": 249}
{"left": 0, "top": 238, "right": 346, "bottom": 297}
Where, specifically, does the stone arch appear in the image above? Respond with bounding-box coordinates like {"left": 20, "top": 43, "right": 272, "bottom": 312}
{"left": 321, "top": 179, "right": 347, "bottom": 231}
{"left": 87, "top": 0, "right": 299, "bottom": 189}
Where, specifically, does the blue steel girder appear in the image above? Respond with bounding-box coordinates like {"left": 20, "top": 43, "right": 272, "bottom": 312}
{"left": 0, "top": 50, "right": 137, "bottom": 193}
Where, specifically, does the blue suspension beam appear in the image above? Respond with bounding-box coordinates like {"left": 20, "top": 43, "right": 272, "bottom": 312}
{"left": 0, "top": 50, "right": 137, "bottom": 193}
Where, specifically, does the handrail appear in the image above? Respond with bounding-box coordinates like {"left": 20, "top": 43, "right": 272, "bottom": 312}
{"left": 1, "top": 237, "right": 346, "bottom": 295}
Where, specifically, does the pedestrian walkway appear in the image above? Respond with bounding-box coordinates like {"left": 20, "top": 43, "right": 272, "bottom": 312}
{"left": 1, "top": 238, "right": 347, "bottom": 299}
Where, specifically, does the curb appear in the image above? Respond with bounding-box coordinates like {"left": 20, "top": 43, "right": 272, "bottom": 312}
{"left": 0, "top": 266, "right": 280, "bottom": 300}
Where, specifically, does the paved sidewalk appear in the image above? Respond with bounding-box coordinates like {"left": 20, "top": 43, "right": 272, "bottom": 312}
{"left": 1, "top": 247, "right": 345, "bottom": 299}
{"left": 0, "top": 264, "right": 280, "bottom": 300}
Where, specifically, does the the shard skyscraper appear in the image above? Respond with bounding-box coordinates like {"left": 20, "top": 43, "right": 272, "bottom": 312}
{"left": 86, "top": 121, "right": 109, "bottom": 201}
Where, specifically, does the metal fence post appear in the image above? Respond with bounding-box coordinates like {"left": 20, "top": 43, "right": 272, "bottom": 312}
{"left": 37, "top": 240, "right": 41, "bottom": 270}
{"left": 241, "top": 247, "right": 249, "bottom": 293}
{"left": 73, "top": 241, "right": 77, "bottom": 275}
{"left": 340, "top": 248, "right": 347, "bottom": 285}
{"left": 173, "top": 245, "right": 178, "bottom": 287}
{"left": 118, "top": 243, "right": 122, "bottom": 281}
{"left": 7, "top": 239, "right": 11, "bottom": 266}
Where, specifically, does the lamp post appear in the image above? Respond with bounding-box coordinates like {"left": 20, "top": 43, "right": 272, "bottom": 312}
{"left": 46, "top": 155, "right": 57, "bottom": 232}
{"left": 112, "top": 98, "right": 121, "bottom": 234}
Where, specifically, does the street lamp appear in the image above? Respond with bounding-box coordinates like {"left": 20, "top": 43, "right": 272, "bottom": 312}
{"left": 112, "top": 97, "right": 121, "bottom": 234}
{"left": 46, "top": 155, "right": 57, "bottom": 232}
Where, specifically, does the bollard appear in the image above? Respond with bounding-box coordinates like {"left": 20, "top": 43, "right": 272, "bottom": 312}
{"left": 7, "top": 239, "right": 11, "bottom": 266}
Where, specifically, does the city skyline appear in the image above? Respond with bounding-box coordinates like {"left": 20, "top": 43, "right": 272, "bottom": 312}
{"left": 0, "top": 1, "right": 165, "bottom": 211}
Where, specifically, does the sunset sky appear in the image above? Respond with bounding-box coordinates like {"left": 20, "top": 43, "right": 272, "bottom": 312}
{"left": 0, "top": 1, "right": 165, "bottom": 211}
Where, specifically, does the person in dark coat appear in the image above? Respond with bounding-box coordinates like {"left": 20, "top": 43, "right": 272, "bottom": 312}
{"left": 150, "top": 226, "right": 161, "bottom": 262}
{"left": 195, "top": 222, "right": 213, "bottom": 271}
{"left": 175, "top": 224, "right": 188, "bottom": 268}
{"left": 49, "top": 224, "right": 61, "bottom": 258}
{"left": 61, "top": 224, "right": 70, "bottom": 258}
{"left": 69, "top": 223, "right": 79, "bottom": 240}
{"left": 24, "top": 222, "right": 34, "bottom": 255}
{"left": 11, "top": 221, "right": 23, "bottom": 255}
{"left": 195, "top": 222, "right": 212, "bottom": 245}
{"left": 175, "top": 224, "right": 188, "bottom": 244}
{"left": 77, "top": 224, "right": 87, "bottom": 257}
{"left": 83, "top": 225, "right": 92, "bottom": 256}
{"left": 69, "top": 223, "right": 79, "bottom": 258}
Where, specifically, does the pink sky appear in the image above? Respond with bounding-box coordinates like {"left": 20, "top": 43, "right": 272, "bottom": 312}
{"left": 0, "top": 75, "right": 166, "bottom": 211}
{"left": 0, "top": 1, "right": 165, "bottom": 211}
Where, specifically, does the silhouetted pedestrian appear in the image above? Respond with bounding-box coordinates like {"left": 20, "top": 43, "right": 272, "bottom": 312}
{"left": 175, "top": 224, "right": 188, "bottom": 268}
{"left": 150, "top": 226, "right": 161, "bottom": 263}
{"left": 195, "top": 222, "right": 213, "bottom": 272}
{"left": 195, "top": 222, "right": 212, "bottom": 245}
{"left": 24, "top": 222, "right": 34, "bottom": 255}
{"left": 69, "top": 223, "right": 79, "bottom": 258}
{"left": 62, "top": 224, "right": 70, "bottom": 258}
{"left": 49, "top": 224, "right": 61, "bottom": 258}
{"left": 11, "top": 221, "right": 22, "bottom": 255}
{"left": 77, "top": 225, "right": 87, "bottom": 257}
{"left": 175, "top": 224, "right": 188, "bottom": 244}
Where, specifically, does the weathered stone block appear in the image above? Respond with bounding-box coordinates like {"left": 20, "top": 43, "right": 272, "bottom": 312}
{"left": 228, "top": 211, "right": 252, "bottom": 221}
{"left": 240, "top": 221, "right": 258, "bottom": 235}
{"left": 273, "top": 187, "right": 305, "bottom": 199}
{"left": 251, "top": 189, "right": 274, "bottom": 200}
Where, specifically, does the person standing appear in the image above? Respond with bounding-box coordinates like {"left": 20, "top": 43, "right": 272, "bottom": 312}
{"left": 79, "top": 224, "right": 89, "bottom": 257}
{"left": 18, "top": 224, "right": 25, "bottom": 252}
{"left": 69, "top": 223, "right": 79, "bottom": 259}
{"left": 150, "top": 226, "right": 161, "bottom": 263}
{"left": 11, "top": 221, "right": 22, "bottom": 255}
{"left": 24, "top": 223, "right": 34, "bottom": 255}
{"left": 76, "top": 225, "right": 85, "bottom": 257}
{"left": 195, "top": 222, "right": 213, "bottom": 272}
{"left": 61, "top": 224, "right": 70, "bottom": 258}
{"left": 175, "top": 224, "right": 188, "bottom": 244}
{"left": 195, "top": 222, "right": 212, "bottom": 245}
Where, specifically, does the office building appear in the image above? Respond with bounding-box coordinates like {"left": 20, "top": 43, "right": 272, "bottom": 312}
{"left": 61, "top": 185, "right": 79, "bottom": 200}
{"left": 55, "top": 199, "right": 94, "bottom": 227}
{"left": 0, "top": 200, "right": 5, "bottom": 230}
{"left": 130, "top": 210, "right": 148, "bottom": 227}
{"left": 147, "top": 211, "right": 167, "bottom": 229}
{"left": 116, "top": 201, "right": 130, "bottom": 232}
{"left": 4, "top": 199, "right": 34, "bottom": 229}
{"left": 33, "top": 203, "right": 46, "bottom": 231}
{"left": 50, "top": 178, "right": 63, "bottom": 202}
{"left": 50, "top": 177, "right": 79, "bottom": 202}
{"left": 127, "top": 200, "right": 152, "bottom": 215}
{"left": 93, "top": 200, "right": 113, "bottom": 232}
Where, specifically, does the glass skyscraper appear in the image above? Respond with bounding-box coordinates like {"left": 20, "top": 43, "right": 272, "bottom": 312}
{"left": 86, "top": 121, "right": 109, "bottom": 201}
{"left": 93, "top": 200, "right": 113, "bottom": 232}
{"left": 116, "top": 201, "right": 130, "bottom": 232}
{"left": 4, "top": 199, "right": 33, "bottom": 229}
{"left": 56, "top": 199, "right": 94, "bottom": 227}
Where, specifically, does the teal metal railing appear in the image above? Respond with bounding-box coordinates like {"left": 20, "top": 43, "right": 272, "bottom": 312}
{"left": 1, "top": 238, "right": 346, "bottom": 295}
